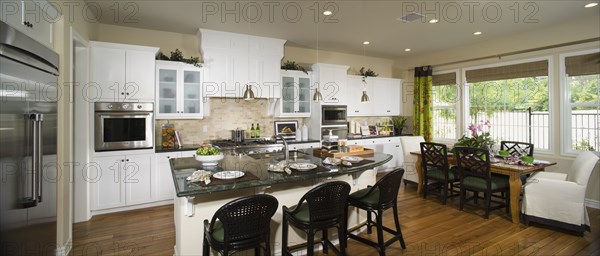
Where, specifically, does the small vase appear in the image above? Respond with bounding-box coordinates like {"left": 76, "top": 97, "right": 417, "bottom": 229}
{"left": 394, "top": 127, "right": 403, "bottom": 136}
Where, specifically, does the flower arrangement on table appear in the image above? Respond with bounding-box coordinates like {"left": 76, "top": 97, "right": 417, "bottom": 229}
{"left": 453, "top": 120, "right": 496, "bottom": 152}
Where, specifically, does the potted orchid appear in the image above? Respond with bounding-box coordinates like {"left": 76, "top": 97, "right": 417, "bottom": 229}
{"left": 453, "top": 120, "right": 495, "bottom": 152}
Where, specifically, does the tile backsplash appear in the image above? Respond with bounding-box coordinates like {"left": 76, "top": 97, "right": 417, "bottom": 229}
{"left": 155, "top": 98, "right": 308, "bottom": 145}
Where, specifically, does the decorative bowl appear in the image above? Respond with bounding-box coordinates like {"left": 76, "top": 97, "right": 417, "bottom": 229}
{"left": 520, "top": 156, "right": 534, "bottom": 164}
{"left": 195, "top": 153, "right": 224, "bottom": 166}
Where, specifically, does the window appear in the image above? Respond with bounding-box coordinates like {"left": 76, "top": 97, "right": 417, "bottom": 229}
{"left": 464, "top": 59, "right": 550, "bottom": 150}
{"left": 561, "top": 50, "right": 600, "bottom": 153}
{"left": 432, "top": 71, "right": 459, "bottom": 140}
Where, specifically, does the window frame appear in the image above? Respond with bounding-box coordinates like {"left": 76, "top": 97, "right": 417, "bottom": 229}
{"left": 461, "top": 56, "right": 554, "bottom": 154}
{"left": 431, "top": 69, "right": 460, "bottom": 143}
{"left": 559, "top": 48, "right": 600, "bottom": 156}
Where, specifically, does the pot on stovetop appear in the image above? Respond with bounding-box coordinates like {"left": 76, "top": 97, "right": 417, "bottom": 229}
{"left": 231, "top": 129, "right": 245, "bottom": 142}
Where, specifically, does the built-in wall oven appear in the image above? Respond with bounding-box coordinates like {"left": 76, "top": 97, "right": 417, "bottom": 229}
{"left": 94, "top": 102, "right": 154, "bottom": 151}
{"left": 322, "top": 105, "right": 347, "bottom": 126}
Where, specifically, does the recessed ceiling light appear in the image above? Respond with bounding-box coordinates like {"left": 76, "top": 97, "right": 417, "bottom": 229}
{"left": 429, "top": 19, "right": 439, "bottom": 23}
{"left": 363, "top": 41, "right": 370, "bottom": 45}
{"left": 473, "top": 31, "right": 482, "bottom": 35}
{"left": 585, "top": 2, "right": 598, "bottom": 8}
{"left": 404, "top": 48, "right": 411, "bottom": 52}
{"left": 323, "top": 10, "right": 333, "bottom": 16}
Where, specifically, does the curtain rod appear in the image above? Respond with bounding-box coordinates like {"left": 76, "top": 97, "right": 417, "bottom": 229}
{"left": 408, "top": 37, "right": 600, "bottom": 71}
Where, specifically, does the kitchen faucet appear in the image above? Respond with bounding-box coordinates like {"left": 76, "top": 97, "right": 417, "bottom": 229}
{"left": 276, "top": 134, "right": 289, "bottom": 162}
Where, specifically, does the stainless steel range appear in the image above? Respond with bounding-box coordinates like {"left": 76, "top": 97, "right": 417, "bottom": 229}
{"left": 212, "top": 138, "right": 284, "bottom": 156}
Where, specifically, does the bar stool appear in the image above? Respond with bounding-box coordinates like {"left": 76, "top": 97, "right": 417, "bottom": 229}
{"left": 347, "top": 168, "right": 406, "bottom": 256}
{"left": 203, "top": 194, "right": 278, "bottom": 256}
{"left": 282, "top": 181, "right": 351, "bottom": 256}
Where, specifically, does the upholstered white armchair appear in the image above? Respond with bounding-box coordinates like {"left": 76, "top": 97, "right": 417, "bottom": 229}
{"left": 521, "top": 151, "right": 599, "bottom": 234}
{"left": 399, "top": 136, "right": 425, "bottom": 186}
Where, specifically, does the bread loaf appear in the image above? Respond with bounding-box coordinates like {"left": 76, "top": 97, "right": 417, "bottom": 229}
{"left": 347, "top": 145, "right": 364, "bottom": 152}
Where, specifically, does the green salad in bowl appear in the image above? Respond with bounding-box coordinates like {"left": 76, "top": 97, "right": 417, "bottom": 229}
{"left": 195, "top": 144, "right": 224, "bottom": 166}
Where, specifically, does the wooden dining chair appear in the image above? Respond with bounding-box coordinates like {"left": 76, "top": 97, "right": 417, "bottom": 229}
{"left": 500, "top": 141, "right": 534, "bottom": 156}
{"left": 419, "top": 142, "right": 460, "bottom": 204}
{"left": 455, "top": 147, "right": 510, "bottom": 219}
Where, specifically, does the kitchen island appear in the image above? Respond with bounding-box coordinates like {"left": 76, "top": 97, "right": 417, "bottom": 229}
{"left": 169, "top": 150, "right": 393, "bottom": 255}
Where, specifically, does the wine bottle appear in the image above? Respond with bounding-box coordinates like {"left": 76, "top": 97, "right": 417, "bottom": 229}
{"left": 256, "top": 123, "right": 261, "bottom": 138}
{"left": 250, "top": 123, "right": 255, "bottom": 138}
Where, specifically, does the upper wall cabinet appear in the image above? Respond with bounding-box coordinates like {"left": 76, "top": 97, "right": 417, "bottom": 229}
{"left": 347, "top": 75, "right": 402, "bottom": 117}
{"left": 311, "top": 63, "right": 349, "bottom": 105}
{"left": 90, "top": 42, "right": 159, "bottom": 102}
{"left": 0, "top": 0, "right": 57, "bottom": 48}
{"left": 155, "top": 60, "right": 203, "bottom": 119}
{"left": 199, "top": 29, "right": 286, "bottom": 99}
{"left": 274, "top": 70, "right": 312, "bottom": 117}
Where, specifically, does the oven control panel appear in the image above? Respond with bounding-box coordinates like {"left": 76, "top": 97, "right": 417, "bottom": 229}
{"left": 95, "top": 102, "right": 154, "bottom": 112}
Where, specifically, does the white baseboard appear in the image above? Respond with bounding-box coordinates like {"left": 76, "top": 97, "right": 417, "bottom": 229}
{"left": 91, "top": 200, "right": 173, "bottom": 217}
{"left": 585, "top": 198, "right": 600, "bottom": 209}
{"left": 55, "top": 236, "right": 72, "bottom": 256}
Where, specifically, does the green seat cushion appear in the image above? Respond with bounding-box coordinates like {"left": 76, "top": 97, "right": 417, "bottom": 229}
{"left": 210, "top": 220, "right": 224, "bottom": 242}
{"left": 426, "top": 168, "right": 457, "bottom": 180}
{"left": 291, "top": 203, "right": 310, "bottom": 222}
{"left": 349, "top": 187, "right": 380, "bottom": 205}
{"left": 462, "top": 176, "right": 509, "bottom": 190}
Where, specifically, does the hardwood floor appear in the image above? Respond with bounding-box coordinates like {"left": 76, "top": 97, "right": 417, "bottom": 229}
{"left": 72, "top": 185, "right": 600, "bottom": 255}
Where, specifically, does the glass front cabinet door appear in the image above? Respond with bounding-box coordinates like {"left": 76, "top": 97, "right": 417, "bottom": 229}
{"left": 156, "top": 61, "right": 203, "bottom": 119}
{"left": 278, "top": 70, "right": 311, "bottom": 117}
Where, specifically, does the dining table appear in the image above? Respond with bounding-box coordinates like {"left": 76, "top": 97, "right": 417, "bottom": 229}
{"left": 410, "top": 151, "right": 557, "bottom": 224}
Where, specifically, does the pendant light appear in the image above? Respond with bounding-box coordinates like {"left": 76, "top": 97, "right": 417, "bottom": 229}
{"left": 243, "top": 20, "right": 255, "bottom": 100}
{"left": 360, "top": 1, "right": 370, "bottom": 103}
{"left": 361, "top": 77, "right": 370, "bottom": 102}
{"left": 312, "top": 17, "right": 322, "bottom": 102}
{"left": 243, "top": 84, "right": 255, "bottom": 100}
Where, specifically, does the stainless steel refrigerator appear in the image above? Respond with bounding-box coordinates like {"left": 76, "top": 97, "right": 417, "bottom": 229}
{"left": 0, "top": 21, "right": 59, "bottom": 255}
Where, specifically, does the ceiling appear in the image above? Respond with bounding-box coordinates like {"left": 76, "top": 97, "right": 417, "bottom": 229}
{"left": 90, "top": 1, "right": 600, "bottom": 59}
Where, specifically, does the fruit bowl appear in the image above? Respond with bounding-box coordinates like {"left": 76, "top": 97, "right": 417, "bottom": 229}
{"left": 195, "top": 153, "right": 224, "bottom": 166}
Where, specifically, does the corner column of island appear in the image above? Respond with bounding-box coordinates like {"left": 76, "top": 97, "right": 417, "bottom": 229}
{"left": 169, "top": 149, "right": 393, "bottom": 255}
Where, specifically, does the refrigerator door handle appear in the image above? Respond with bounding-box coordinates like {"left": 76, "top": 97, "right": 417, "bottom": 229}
{"left": 22, "top": 113, "right": 43, "bottom": 208}
{"left": 36, "top": 114, "right": 43, "bottom": 203}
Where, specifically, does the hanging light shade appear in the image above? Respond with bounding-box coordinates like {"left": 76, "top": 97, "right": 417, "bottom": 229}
{"left": 243, "top": 84, "right": 255, "bottom": 100}
{"left": 313, "top": 87, "right": 323, "bottom": 102}
{"left": 361, "top": 90, "right": 370, "bottom": 102}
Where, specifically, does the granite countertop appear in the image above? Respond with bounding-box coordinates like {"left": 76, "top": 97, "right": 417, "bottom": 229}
{"left": 169, "top": 150, "right": 392, "bottom": 197}
{"left": 156, "top": 140, "right": 321, "bottom": 153}
{"left": 347, "top": 134, "right": 411, "bottom": 140}
{"left": 155, "top": 144, "right": 202, "bottom": 153}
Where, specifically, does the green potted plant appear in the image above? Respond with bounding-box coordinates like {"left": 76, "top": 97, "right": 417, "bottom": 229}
{"left": 392, "top": 116, "right": 407, "bottom": 135}
{"left": 281, "top": 60, "right": 308, "bottom": 74}
{"left": 156, "top": 49, "right": 201, "bottom": 68}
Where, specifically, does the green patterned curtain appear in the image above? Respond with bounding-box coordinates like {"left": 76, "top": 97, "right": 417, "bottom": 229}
{"left": 413, "top": 66, "right": 433, "bottom": 141}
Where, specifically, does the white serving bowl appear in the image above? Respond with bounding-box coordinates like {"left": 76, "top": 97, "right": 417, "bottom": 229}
{"left": 195, "top": 153, "right": 224, "bottom": 166}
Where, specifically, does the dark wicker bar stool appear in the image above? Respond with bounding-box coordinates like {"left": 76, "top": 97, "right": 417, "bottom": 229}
{"left": 347, "top": 168, "right": 406, "bottom": 256}
{"left": 203, "top": 194, "right": 278, "bottom": 256}
{"left": 282, "top": 181, "right": 351, "bottom": 256}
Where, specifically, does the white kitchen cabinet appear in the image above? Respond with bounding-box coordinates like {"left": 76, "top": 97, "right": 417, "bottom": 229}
{"left": 311, "top": 63, "right": 349, "bottom": 105}
{"left": 155, "top": 151, "right": 196, "bottom": 201}
{"left": 90, "top": 41, "right": 158, "bottom": 102}
{"left": 372, "top": 77, "right": 402, "bottom": 116}
{"left": 347, "top": 75, "right": 373, "bottom": 117}
{"left": 199, "top": 28, "right": 285, "bottom": 99}
{"left": 346, "top": 76, "right": 402, "bottom": 117}
{"left": 91, "top": 153, "right": 154, "bottom": 211}
{"left": 275, "top": 70, "right": 312, "bottom": 117}
{"left": 0, "top": 0, "right": 57, "bottom": 48}
{"left": 155, "top": 60, "right": 203, "bottom": 119}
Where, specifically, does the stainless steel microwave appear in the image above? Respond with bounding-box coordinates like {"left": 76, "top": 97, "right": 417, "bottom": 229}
{"left": 321, "top": 105, "right": 347, "bottom": 126}
{"left": 94, "top": 102, "right": 154, "bottom": 151}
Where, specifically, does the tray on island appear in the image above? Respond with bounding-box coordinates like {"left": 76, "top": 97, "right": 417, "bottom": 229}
{"left": 313, "top": 148, "right": 375, "bottom": 158}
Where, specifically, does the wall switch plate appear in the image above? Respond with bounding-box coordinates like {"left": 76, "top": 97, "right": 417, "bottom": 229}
{"left": 203, "top": 125, "right": 208, "bottom": 132}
